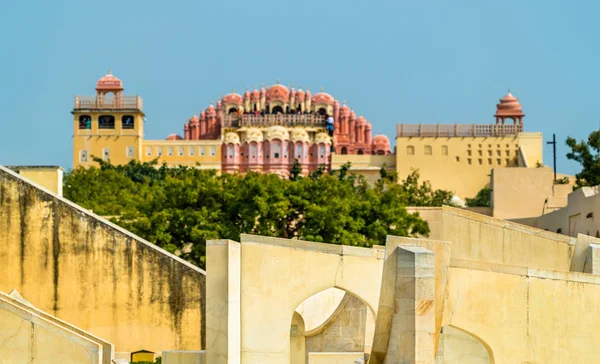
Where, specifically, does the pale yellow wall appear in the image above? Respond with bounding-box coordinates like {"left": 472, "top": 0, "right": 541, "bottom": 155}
{"left": 295, "top": 288, "right": 346, "bottom": 331}
{"left": 291, "top": 311, "right": 306, "bottom": 364}
{"left": 518, "top": 132, "right": 543, "bottom": 167}
{"left": 162, "top": 350, "right": 205, "bottom": 364}
{"left": 537, "top": 186, "right": 600, "bottom": 238}
{"left": 2, "top": 290, "right": 114, "bottom": 364}
{"left": 441, "top": 206, "right": 575, "bottom": 271}
{"left": 73, "top": 111, "right": 144, "bottom": 168}
{"left": 231, "top": 235, "right": 384, "bottom": 364}
{"left": 142, "top": 140, "right": 222, "bottom": 170}
{"left": 305, "top": 294, "right": 367, "bottom": 360}
{"left": 8, "top": 166, "right": 63, "bottom": 196}
{"left": 0, "top": 292, "right": 104, "bottom": 364}
{"left": 435, "top": 326, "right": 491, "bottom": 364}
{"left": 307, "top": 352, "right": 364, "bottom": 363}
{"left": 444, "top": 261, "right": 600, "bottom": 364}
{"left": 0, "top": 165, "right": 205, "bottom": 353}
{"left": 491, "top": 167, "right": 561, "bottom": 220}
{"left": 395, "top": 133, "right": 542, "bottom": 199}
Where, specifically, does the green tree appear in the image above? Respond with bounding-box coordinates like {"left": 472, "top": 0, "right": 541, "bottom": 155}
{"left": 289, "top": 159, "right": 302, "bottom": 181}
{"left": 465, "top": 187, "right": 491, "bottom": 207}
{"left": 566, "top": 130, "right": 600, "bottom": 187}
{"left": 64, "top": 161, "right": 454, "bottom": 269}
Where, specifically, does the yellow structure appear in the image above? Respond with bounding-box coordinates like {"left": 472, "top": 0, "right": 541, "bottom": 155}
{"left": 72, "top": 71, "right": 221, "bottom": 169}
{"left": 395, "top": 92, "right": 544, "bottom": 199}
{"left": 0, "top": 289, "right": 112, "bottom": 364}
{"left": 203, "top": 206, "right": 600, "bottom": 364}
{"left": 0, "top": 164, "right": 205, "bottom": 354}
{"left": 7, "top": 165, "right": 63, "bottom": 196}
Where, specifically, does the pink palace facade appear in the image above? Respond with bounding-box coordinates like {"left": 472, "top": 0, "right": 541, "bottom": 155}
{"left": 171, "top": 82, "right": 392, "bottom": 176}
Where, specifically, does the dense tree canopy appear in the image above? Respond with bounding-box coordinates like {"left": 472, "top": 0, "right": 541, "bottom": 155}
{"left": 566, "top": 130, "right": 600, "bottom": 188}
{"left": 64, "top": 159, "right": 454, "bottom": 269}
{"left": 465, "top": 187, "right": 491, "bottom": 207}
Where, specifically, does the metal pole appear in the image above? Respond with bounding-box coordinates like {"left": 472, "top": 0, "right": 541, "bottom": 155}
{"left": 547, "top": 133, "right": 557, "bottom": 182}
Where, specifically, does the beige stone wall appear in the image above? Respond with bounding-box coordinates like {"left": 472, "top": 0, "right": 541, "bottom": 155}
{"left": 441, "top": 206, "right": 575, "bottom": 270}
{"left": 435, "top": 326, "right": 491, "bottom": 364}
{"left": 305, "top": 294, "right": 367, "bottom": 359}
{"left": 307, "top": 352, "right": 364, "bottom": 363}
{"left": 163, "top": 350, "right": 205, "bottom": 364}
{"left": 537, "top": 186, "right": 600, "bottom": 238}
{"left": 0, "top": 165, "right": 205, "bottom": 353}
{"left": 491, "top": 167, "right": 572, "bottom": 220}
{"left": 444, "top": 261, "right": 600, "bottom": 364}
{"left": 0, "top": 291, "right": 104, "bottom": 364}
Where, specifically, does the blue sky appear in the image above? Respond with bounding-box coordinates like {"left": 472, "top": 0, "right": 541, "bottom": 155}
{"left": 1, "top": 0, "right": 598, "bottom": 175}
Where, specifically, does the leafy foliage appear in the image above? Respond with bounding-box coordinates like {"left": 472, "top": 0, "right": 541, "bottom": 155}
{"left": 64, "top": 159, "right": 454, "bottom": 269}
{"left": 566, "top": 131, "right": 600, "bottom": 188}
{"left": 465, "top": 187, "right": 491, "bottom": 207}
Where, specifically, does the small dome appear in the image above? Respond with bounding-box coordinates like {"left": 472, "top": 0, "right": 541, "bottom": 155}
{"left": 311, "top": 92, "right": 335, "bottom": 105}
{"left": 251, "top": 89, "right": 260, "bottom": 101}
{"left": 356, "top": 116, "right": 367, "bottom": 125}
{"left": 350, "top": 110, "right": 356, "bottom": 119}
{"left": 365, "top": 122, "right": 372, "bottom": 130}
{"left": 266, "top": 84, "right": 290, "bottom": 101}
{"left": 206, "top": 104, "right": 216, "bottom": 116}
{"left": 166, "top": 134, "right": 183, "bottom": 141}
{"left": 371, "top": 134, "right": 391, "bottom": 155}
{"left": 223, "top": 92, "right": 243, "bottom": 105}
{"left": 495, "top": 91, "right": 524, "bottom": 117}
{"left": 96, "top": 70, "right": 123, "bottom": 91}
{"left": 244, "top": 89, "right": 251, "bottom": 98}
{"left": 189, "top": 114, "right": 199, "bottom": 123}
{"left": 296, "top": 89, "right": 305, "bottom": 101}
{"left": 200, "top": 111, "right": 206, "bottom": 119}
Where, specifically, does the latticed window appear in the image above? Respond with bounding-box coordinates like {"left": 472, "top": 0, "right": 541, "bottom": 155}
{"left": 99, "top": 115, "right": 115, "bottom": 129}
{"left": 441, "top": 145, "right": 448, "bottom": 156}
{"left": 407, "top": 146, "right": 415, "bottom": 155}
{"left": 424, "top": 145, "right": 432, "bottom": 155}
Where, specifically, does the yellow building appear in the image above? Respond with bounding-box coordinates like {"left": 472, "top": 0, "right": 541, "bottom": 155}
{"left": 72, "top": 71, "right": 221, "bottom": 169}
{"left": 395, "top": 92, "right": 543, "bottom": 199}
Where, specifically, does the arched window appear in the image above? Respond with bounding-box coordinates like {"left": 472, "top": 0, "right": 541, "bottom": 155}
{"left": 357, "top": 149, "right": 364, "bottom": 155}
{"left": 424, "top": 145, "right": 432, "bottom": 155}
{"left": 272, "top": 141, "right": 281, "bottom": 159}
{"left": 250, "top": 143, "right": 258, "bottom": 159}
{"left": 227, "top": 144, "right": 234, "bottom": 158}
{"left": 228, "top": 107, "right": 238, "bottom": 115}
{"left": 272, "top": 105, "right": 284, "bottom": 114}
{"left": 122, "top": 115, "right": 135, "bottom": 129}
{"left": 319, "top": 144, "right": 325, "bottom": 158}
{"left": 442, "top": 145, "right": 448, "bottom": 156}
{"left": 377, "top": 150, "right": 385, "bottom": 155}
{"left": 296, "top": 143, "right": 303, "bottom": 159}
{"left": 79, "top": 115, "right": 91, "bottom": 130}
{"left": 317, "top": 107, "right": 327, "bottom": 116}
{"left": 341, "top": 147, "right": 348, "bottom": 155}
{"left": 407, "top": 146, "right": 415, "bottom": 155}
{"left": 98, "top": 115, "right": 115, "bottom": 129}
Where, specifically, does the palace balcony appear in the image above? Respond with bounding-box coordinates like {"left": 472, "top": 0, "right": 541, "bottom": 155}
{"left": 396, "top": 123, "right": 523, "bottom": 137}
{"left": 74, "top": 96, "right": 143, "bottom": 111}
{"left": 222, "top": 114, "right": 326, "bottom": 128}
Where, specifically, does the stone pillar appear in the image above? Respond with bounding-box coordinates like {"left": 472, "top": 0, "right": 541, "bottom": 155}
{"left": 384, "top": 246, "right": 436, "bottom": 364}
{"left": 584, "top": 243, "right": 600, "bottom": 274}
{"left": 206, "top": 240, "right": 241, "bottom": 364}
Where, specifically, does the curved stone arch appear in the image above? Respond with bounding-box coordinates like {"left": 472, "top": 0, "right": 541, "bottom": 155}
{"left": 438, "top": 324, "right": 495, "bottom": 364}
{"left": 292, "top": 285, "right": 377, "bottom": 324}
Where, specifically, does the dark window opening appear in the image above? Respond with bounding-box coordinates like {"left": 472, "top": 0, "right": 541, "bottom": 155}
{"left": 341, "top": 147, "right": 348, "bottom": 155}
{"left": 272, "top": 106, "right": 284, "bottom": 114}
{"left": 228, "top": 107, "right": 238, "bottom": 115}
{"left": 357, "top": 149, "right": 364, "bottom": 155}
{"left": 557, "top": 228, "right": 562, "bottom": 234}
{"left": 99, "top": 115, "right": 115, "bottom": 129}
{"left": 79, "top": 115, "right": 92, "bottom": 129}
{"left": 122, "top": 115, "right": 135, "bottom": 129}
